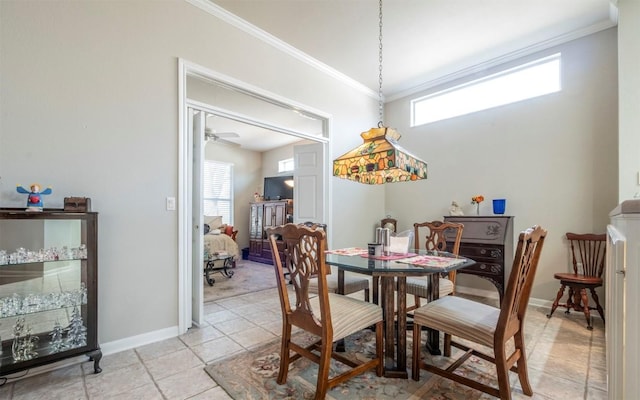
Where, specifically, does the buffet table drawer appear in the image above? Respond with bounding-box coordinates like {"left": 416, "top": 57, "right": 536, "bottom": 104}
{"left": 444, "top": 216, "right": 514, "bottom": 302}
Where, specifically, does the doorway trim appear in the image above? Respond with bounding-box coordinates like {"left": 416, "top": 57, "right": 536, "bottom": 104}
{"left": 178, "top": 58, "right": 332, "bottom": 333}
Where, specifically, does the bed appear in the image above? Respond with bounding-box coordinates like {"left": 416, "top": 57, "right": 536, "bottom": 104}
{"left": 203, "top": 231, "right": 240, "bottom": 260}
{"left": 203, "top": 216, "right": 240, "bottom": 262}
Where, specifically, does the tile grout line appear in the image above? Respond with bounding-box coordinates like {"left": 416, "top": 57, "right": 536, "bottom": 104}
{"left": 133, "top": 347, "right": 169, "bottom": 400}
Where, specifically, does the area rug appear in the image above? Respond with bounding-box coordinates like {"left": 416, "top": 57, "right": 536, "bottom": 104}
{"left": 204, "top": 328, "right": 500, "bottom": 400}
{"left": 204, "top": 260, "right": 277, "bottom": 302}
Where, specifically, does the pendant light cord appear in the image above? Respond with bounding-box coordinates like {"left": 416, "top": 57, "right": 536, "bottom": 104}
{"left": 378, "top": 0, "right": 384, "bottom": 127}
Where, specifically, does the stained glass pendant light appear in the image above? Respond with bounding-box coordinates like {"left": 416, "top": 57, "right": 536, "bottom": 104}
{"left": 332, "top": 0, "right": 428, "bottom": 185}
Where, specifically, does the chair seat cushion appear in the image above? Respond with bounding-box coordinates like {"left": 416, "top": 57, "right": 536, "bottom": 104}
{"left": 310, "top": 293, "right": 383, "bottom": 342}
{"left": 406, "top": 276, "right": 454, "bottom": 298}
{"left": 309, "top": 274, "right": 370, "bottom": 295}
{"left": 553, "top": 273, "right": 602, "bottom": 286}
{"left": 412, "top": 295, "right": 499, "bottom": 348}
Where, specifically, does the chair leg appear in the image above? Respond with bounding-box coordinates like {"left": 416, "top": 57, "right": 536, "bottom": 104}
{"left": 567, "top": 288, "right": 578, "bottom": 314}
{"left": 580, "top": 288, "right": 593, "bottom": 330}
{"left": 364, "top": 288, "right": 370, "bottom": 303}
{"left": 314, "top": 341, "right": 331, "bottom": 400}
{"left": 590, "top": 288, "right": 605, "bottom": 323}
{"left": 514, "top": 330, "right": 533, "bottom": 396}
{"left": 494, "top": 344, "right": 512, "bottom": 400}
{"left": 277, "top": 323, "right": 292, "bottom": 384}
{"left": 547, "top": 284, "right": 566, "bottom": 318}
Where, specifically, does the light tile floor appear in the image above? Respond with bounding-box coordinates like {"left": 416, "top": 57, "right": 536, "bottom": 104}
{"left": 0, "top": 287, "right": 607, "bottom": 399}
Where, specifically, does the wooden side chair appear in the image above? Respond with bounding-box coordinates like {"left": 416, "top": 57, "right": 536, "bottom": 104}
{"left": 547, "top": 232, "right": 606, "bottom": 330}
{"left": 305, "top": 222, "right": 371, "bottom": 302}
{"left": 405, "top": 220, "right": 464, "bottom": 312}
{"left": 411, "top": 225, "right": 547, "bottom": 400}
{"left": 266, "top": 223, "right": 383, "bottom": 399}
{"left": 381, "top": 217, "right": 397, "bottom": 232}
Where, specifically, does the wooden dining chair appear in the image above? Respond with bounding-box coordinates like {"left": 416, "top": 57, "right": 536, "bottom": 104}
{"left": 266, "top": 223, "right": 383, "bottom": 399}
{"left": 546, "top": 232, "right": 606, "bottom": 330}
{"left": 411, "top": 225, "right": 547, "bottom": 400}
{"left": 381, "top": 217, "right": 397, "bottom": 232}
{"left": 305, "top": 222, "right": 371, "bottom": 301}
{"left": 405, "top": 220, "right": 464, "bottom": 312}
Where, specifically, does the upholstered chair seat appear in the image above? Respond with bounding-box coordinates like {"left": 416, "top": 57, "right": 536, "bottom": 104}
{"left": 310, "top": 293, "right": 382, "bottom": 341}
{"left": 309, "top": 269, "right": 371, "bottom": 301}
{"left": 406, "top": 276, "right": 454, "bottom": 300}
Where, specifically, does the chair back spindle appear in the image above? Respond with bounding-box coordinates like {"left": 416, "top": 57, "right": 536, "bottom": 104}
{"left": 498, "top": 226, "right": 547, "bottom": 340}
{"left": 269, "top": 224, "right": 329, "bottom": 337}
{"left": 567, "top": 233, "right": 606, "bottom": 277}
{"left": 414, "top": 220, "right": 464, "bottom": 254}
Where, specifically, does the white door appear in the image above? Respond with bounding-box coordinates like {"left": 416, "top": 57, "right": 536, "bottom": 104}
{"left": 293, "top": 142, "right": 324, "bottom": 225}
{"left": 191, "top": 108, "right": 205, "bottom": 327}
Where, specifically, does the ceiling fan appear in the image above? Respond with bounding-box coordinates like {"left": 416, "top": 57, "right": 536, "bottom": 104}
{"left": 204, "top": 127, "right": 240, "bottom": 147}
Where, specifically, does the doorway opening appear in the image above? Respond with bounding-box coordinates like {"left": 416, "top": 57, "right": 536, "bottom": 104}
{"left": 178, "top": 59, "right": 331, "bottom": 332}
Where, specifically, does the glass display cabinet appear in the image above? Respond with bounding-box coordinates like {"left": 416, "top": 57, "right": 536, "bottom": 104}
{"left": 0, "top": 209, "right": 101, "bottom": 377}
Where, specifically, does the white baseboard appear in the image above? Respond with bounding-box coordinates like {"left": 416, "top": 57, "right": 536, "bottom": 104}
{"left": 454, "top": 285, "right": 502, "bottom": 301}
{"left": 1, "top": 325, "right": 181, "bottom": 383}
{"left": 455, "top": 285, "right": 603, "bottom": 319}
{"left": 457, "top": 284, "right": 555, "bottom": 308}
{"left": 100, "top": 325, "right": 180, "bottom": 356}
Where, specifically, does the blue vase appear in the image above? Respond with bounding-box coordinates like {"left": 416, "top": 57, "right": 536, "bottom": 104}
{"left": 493, "top": 199, "right": 506, "bottom": 214}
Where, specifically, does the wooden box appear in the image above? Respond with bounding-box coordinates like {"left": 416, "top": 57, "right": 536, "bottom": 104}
{"left": 64, "top": 197, "right": 92, "bottom": 212}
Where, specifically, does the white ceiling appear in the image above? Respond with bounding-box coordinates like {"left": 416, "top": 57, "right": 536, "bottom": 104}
{"left": 203, "top": 0, "right": 616, "bottom": 151}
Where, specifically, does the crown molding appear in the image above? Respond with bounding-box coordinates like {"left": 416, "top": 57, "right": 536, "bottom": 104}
{"left": 185, "top": 0, "right": 378, "bottom": 100}
{"left": 186, "top": 0, "right": 617, "bottom": 105}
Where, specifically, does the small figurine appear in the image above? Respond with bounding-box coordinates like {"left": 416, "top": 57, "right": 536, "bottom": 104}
{"left": 449, "top": 201, "right": 464, "bottom": 216}
{"left": 16, "top": 183, "right": 52, "bottom": 212}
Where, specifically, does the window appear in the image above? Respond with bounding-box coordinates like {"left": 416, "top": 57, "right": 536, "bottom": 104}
{"left": 278, "top": 158, "right": 294, "bottom": 173}
{"left": 411, "top": 53, "right": 562, "bottom": 126}
{"left": 203, "top": 160, "right": 233, "bottom": 225}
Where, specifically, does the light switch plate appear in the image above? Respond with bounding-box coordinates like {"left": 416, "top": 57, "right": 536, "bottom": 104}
{"left": 166, "top": 197, "right": 176, "bottom": 211}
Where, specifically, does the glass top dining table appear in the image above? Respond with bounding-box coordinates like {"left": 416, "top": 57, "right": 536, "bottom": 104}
{"left": 325, "top": 249, "right": 475, "bottom": 379}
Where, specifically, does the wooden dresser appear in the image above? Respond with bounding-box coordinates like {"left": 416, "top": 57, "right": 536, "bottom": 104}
{"left": 248, "top": 200, "right": 293, "bottom": 264}
{"left": 443, "top": 215, "right": 514, "bottom": 302}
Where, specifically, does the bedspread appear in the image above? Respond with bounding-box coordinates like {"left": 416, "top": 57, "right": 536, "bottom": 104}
{"left": 203, "top": 233, "right": 240, "bottom": 260}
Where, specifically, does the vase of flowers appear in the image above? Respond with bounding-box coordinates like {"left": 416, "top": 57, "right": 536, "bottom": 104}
{"left": 471, "top": 195, "right": 484, "bottom": 215}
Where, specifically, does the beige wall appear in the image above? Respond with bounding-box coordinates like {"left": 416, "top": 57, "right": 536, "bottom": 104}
{"left": 385, "top": 28, "right": 619, "bottom": 302}
{"left": 0, "top": 0, "right": 381, "bottom": 345}
{"left": 618, "top": 0, "right": 640, "bottom": 202}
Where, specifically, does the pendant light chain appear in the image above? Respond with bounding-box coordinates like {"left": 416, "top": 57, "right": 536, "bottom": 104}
{"left": 378, "top": 0, "right": 384, "bottom": 126}
{"left": 332, "top": 0, "right": 428, "bottom": 185}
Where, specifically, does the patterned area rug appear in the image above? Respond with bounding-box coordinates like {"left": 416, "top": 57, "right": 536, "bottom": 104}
{"left": 204, "top": 328, "right": 501, "bottom": 399}
{"left": 204, "top": 260, "right": 276, "bottom": 302}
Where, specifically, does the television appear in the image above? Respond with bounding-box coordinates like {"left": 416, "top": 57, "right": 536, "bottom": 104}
{"left": 264, "top": 176, "right": 293, "bottom": 200}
